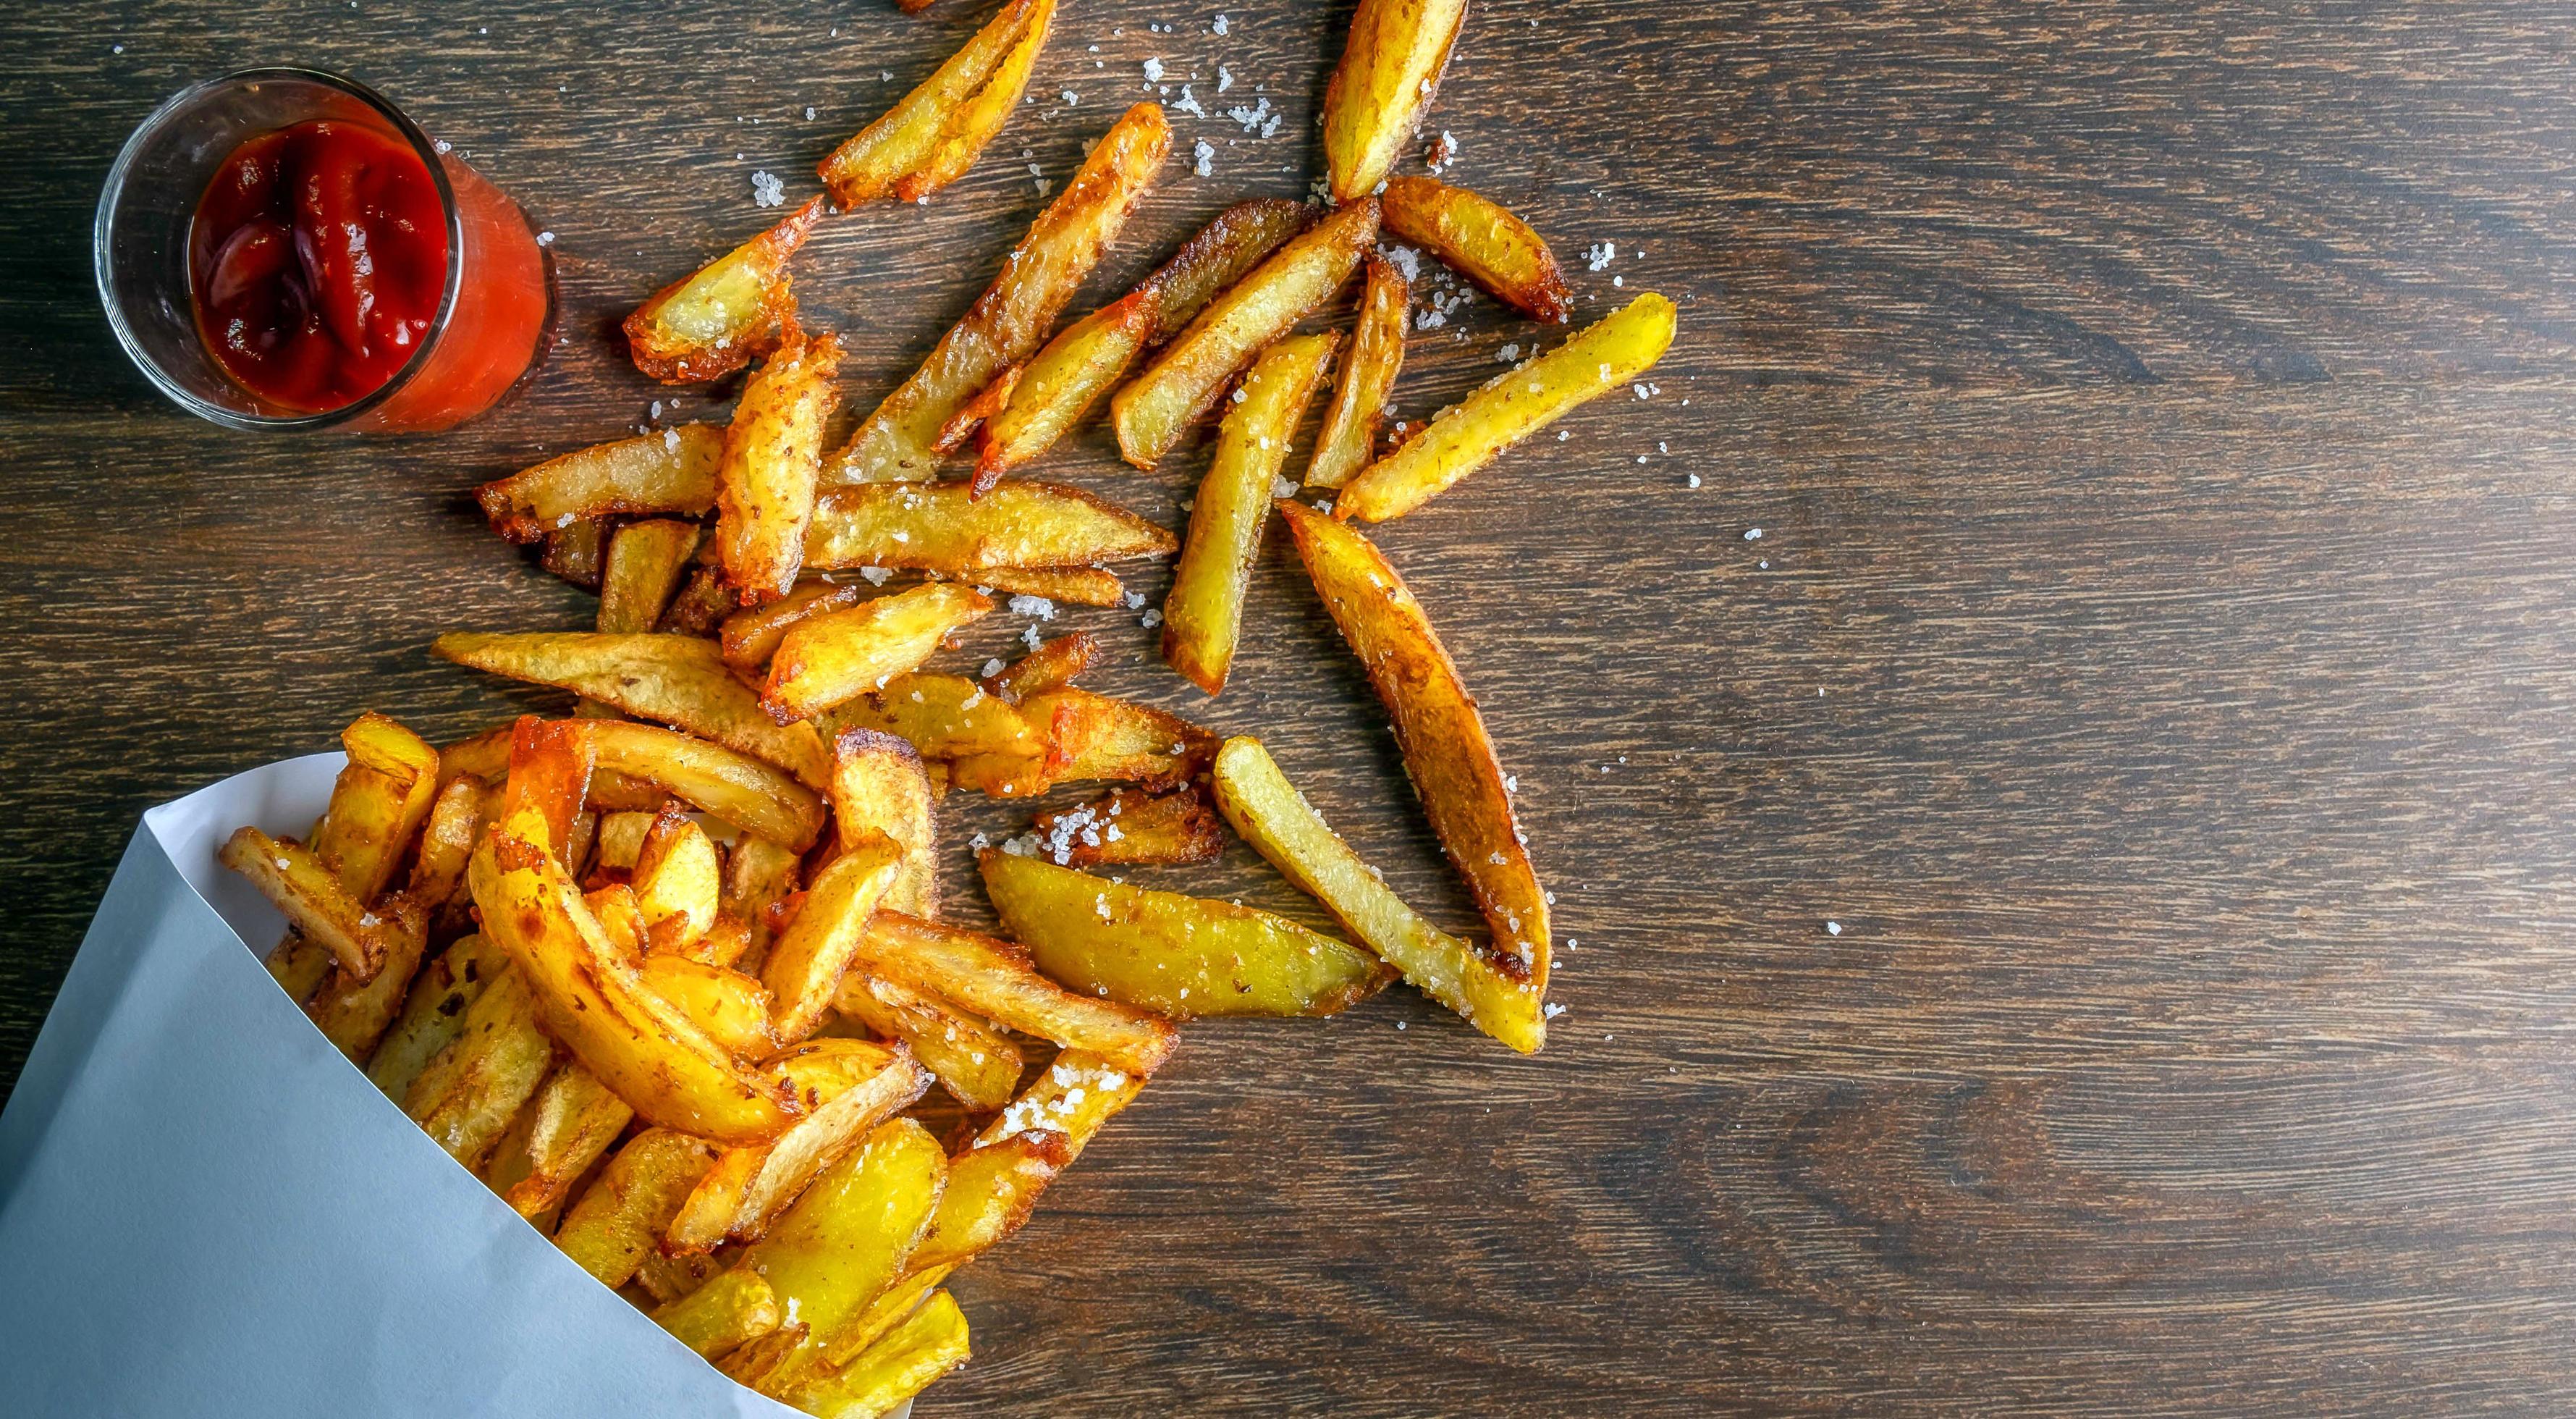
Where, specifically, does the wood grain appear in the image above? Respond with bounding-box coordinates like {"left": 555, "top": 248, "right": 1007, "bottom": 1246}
{"left": 4, "top": 1, "right": 2576, "bottom": 1413}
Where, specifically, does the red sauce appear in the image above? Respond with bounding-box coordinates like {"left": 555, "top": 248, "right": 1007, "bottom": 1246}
{"left": 189, "top": 120, "right": 451, "bottom": 415}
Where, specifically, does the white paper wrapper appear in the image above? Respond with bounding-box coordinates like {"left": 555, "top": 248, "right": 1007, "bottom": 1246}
{"left": 0, "top": 755, "right": 816, "bottom": 1418}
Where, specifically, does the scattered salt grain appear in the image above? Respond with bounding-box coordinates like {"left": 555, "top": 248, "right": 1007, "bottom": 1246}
{"left": 1497, "top": 342, "right": 1521, "bottom": 363}
{"left": 1194, "top": 140, "right": 1215, "bottom": 177}
{"left": 1217, "top": 66, "right": 1235, "bottom": 93}
{"left": 1140, "top": 607, "right": 1163, "bottom": 629}
{"left": 1744, "top": 527, "right": 1762, "bottom": 540}
{"left": 1021, "top": 625, "right": 1044, "bottom": 651}
{"left": 1270, "top": 475, "right": 1297, "bottom": 499}
{"left": 1686, "top": 473, "right": 1702, "bottom": 489}
{"left": 1826, "top": 921, "right": 1844, "bottom": 936}
{"left": 1543, "top": 1002, "right": 1567, "bottom": 1019}
{"left": 1060, "top": 89, "right": 1081, "bottom": 105}
{"left": 858, "top": 565, "right": 893, "bottom": 586}
{"left": 981, "top": 658, "right": 1005, "bottom": 678}
{"left": 1142, "top": 58, "right": 1164, "bottom": 83}
{"left": 1008, "top": 594, "right": 1055, "bottom": 621}
{"left": 1212, "top": 12, "right": 1229, "bottom": 34}
{"left": 1584, "top": 241, "right": 1616, "bottom": 271}
{"left": 536, "top": 230, "right": 554, "bottom": 247}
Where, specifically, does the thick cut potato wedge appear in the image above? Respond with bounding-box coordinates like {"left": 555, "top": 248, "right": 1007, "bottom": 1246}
{"left": 958, "top": 565, "right": 1127, "bottom": 607}
{"left": 832, "top": 971, "right": 1021, "bottom": 1113}
{"left": 1380, "top": 176, "right": 1571, "bottom": 323}
{"left": 764, "top": 835, "right": 903, "bottom": 1043}
{"left": 719, "top": 1117, "right": 948, "bottom": 1381}
{"left": 766, "top": 583, "right": 993, "bottom": 722}
{"left": 726, "top": 835, "right": 806, "bottom": 967}
{"left": 219, "top": 829, "right": 401, "bottom": 983}
{"left": 981, "top": 851, "right": 1393, "bottom": 1018}
{"left": 719, "top": 331, "right": 844, "bottom": 603}
{"left": 1278, "top": 503, "right": 1548, "bottom": 975}
{"left": 1164, "top": 331, "right": 1338, "bottom": 694}
{"left": 1028, "top": 786, "right": 1225, "bottom": 869}
{"left": 661, "top": 563, "right": 740, "bottom": 637}
{"left": 900, "top": 0, "right": 1056, "bottom": 203}
{"left": 502, "top": 717, "right": 596, "bottom": 864}
{"left": 819, "top": 0, "right": 1052, "bottom": 206}
{"left": 1024, "top": 687, "right": 1218, "bottom": 787}
{"left": 827, "top": 673, "right": 1039, "bottom": 761}
{"left": 472, "top": 810, "right": 805, "bottom": 1145}
{"left": 477, "top": 426, "right": 727, "bottom": 543}
{"left": 1322, "top": 0, "right": 1469, "bottom": 203}
{"left": 1308, "top": 254, "right": 1411, "bottom": 489}
{"left": 640, "top": 953, "right": 778, "bottom": 1059}
{"left": 434, "top": 633, "right": 832, "bottom": 790}
{"left": 407, "top": 775, "right": 486, "bottom": 914}
{"left": 1112, "top": 199, "right": 1377, "bottom": 469}
{"left": 981, "top": 630, "right": 1097, "bottom": 702}
{"left": 768, "top": 1289, "right": 968, "bottom": 1418}
{"left": 830, "top": 730, "right": 940, "bottom": 917}
{"left": 654, "top": 1270, "right": 782, "bottom": 1360}
{"left": 828, "top": 104, "right": 1170, "bottom": 489}
{"left": 305, "top": 898, "right": 429, "bottom": 1061}
{"left": 908, "top": 1130, "right": 1068, "bottom": 1275}
{"left": 593, "top": 810, "right": 655, "bottom": 872}
{"left": 402, "top": 965, "right": 556, "bottom": 1168}
{"left": 860, "top": 911, "right": 1176, "bottom": 1074}
{"left": 265, "top": 715, "right": 442, "bottom": 1001}
{"left": 625, "top": 196, "right": 825, "bottom": 384}
{"left": 586, "top": 718, "right": 827, "bottom": 851}
{"left": 665, "top": 1039, "right": 929, "bottom": 1252}
{"left": 491, "top": 1062, "right": 635, "bottom": 1218}
{"left": 979, "top": 1048, "right": 1146, "bottom": 1158}
{"left": 1138, "top": 200, "right": 1319, "bottom": 345}
{"left": 1338, "top": 292, "right": 1678, "bottom": 522}
{"left": 808, "top": 480, "right": 1175, "bottom": 571}
{"left": 599, "top": 520, "right": 704, "bottom": 635}
{"left": 722, "top": 581, "right": 871, "bottom": 672}
{"left": 1212, "top": 737, "right": 1544, "bottom": 1052}
{"left": 555, "top": 1128, "right": 719, "bottom": 1288}
{"left": 366, "top": 934, "right": 507, "bottom": 1101}
{"left": 633, "top": 809, "right": 722, "bottom": 953}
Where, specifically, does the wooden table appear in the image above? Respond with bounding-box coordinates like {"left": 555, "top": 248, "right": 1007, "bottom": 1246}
{"left": 7, "top": 1, "right": 2575, "bottom": 1412}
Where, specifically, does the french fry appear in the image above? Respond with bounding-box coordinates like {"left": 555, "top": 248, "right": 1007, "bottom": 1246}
{"left": 219, "top": 829, "right": 401, "bottom": 983}
{"left": 1307, "top": 254, "right": 1411, "bottom": 489}
{"left": 555, "top": 1128, "right": 719, "bottom": 1288}
{"left": 1163, "top": 331, "right": 1339, "bottom": 694}
{"left": 900, "top": 0, "right": 1057, "bottom": 203}
{"left": 830, "top": 729, "right": 939, "bottom": 917}
{"left": 764, "top": 834, "right": 903, "bottom": 1043}
{"left": 722, "top": 580, "right": 871, "bottom": 672}
{"left": 767, "top": 1289, "right": 968, "bottom": 1418}
{"left": 725, "top": 835, "right": 806, "bottom": 968}
{"left": 818, "top": 0, "right": 1053, "bottom": 206}
{"left": 654, "top": 1270, "right": 783, "bottom": 1360}
{"left": 765, "top": 583, "right": 994, "bottom": 722}
{"left": 1212, "top": 737, "right": 1545, "bottom": 1053}
{"left": 266, "top": 712, "right": 446, "bottom": 1000}
{"left": 638, "top": 955, "right": 779, "bottom": 1059}
{"left": 976, "top": 198, "right": 1310, "bottom": 479}
{"left": 1112, "top": 198, "right": 1378, "bottom": 469}
{"left": 592, "top": 811, "right": 654, "bottom": 872}
{"left": 978, "top": 1048, "right": 1147, "bottom": 1158}
{"left": 981, "top": 630, "right": 1097, "bottom": 702}
{"left": 1027, "top": 786, "right": 1225, "bottom": 869}
{"left": 625, "top": 196, "right": 825, "bottom": 384}
{"left": 638, "top": 1250, "right": 727, "bottom": 1308}
{"left": 806, "top": 480, "right": 1176, "bottom": 573}
{"left": 586, "top": 884, "right": 649, "bottom": 961}
{"left": 542, "top": 520, "right": 608, "bottom": 590}
{"left": 401, "top": 965, "right": 557, "bottom": 1168}
{"left": 1337, "top": 292, "right": 1678, "bottom": 522}
{"left": 633, "top": 808, "right": 722, "bottom": 954}
{"left": 960, "top": 564, "right": 1128, "bottom": 607}
{"left": 586, "top": 717, "right": 827, "bottom": 851}
{"left": 827, "top": 103, "right": 1170, "bottom": 488}
{"left": 406, "top": 775, "right": 486, "bottom": 911}
{"left": 981, "top": 850, "right": 1393, "bottom": 1018}
{"left": 832, "top": 971, "right": 1021, "bottom": 1114}
{"left": 304, "top": 897, "right": 430, "bottom": 1061}
{"left": 476, "top": 425, "right": 727, "bottom": 543}
{"left": 665, "top": 1039, "right": 930, "bottom": 1252}
{"left": 718, "top": 330, "right": 844, "bottom": 602}
{"left": 1321, "top": 0, "right": 1469, "bottom": 203}
{"left": 502, "top": 716, "right": 596, "bottom": 864}
{"left": 1380, "top": 176, "right": 1571, "bottom": 323}
{"left": 1024, "top": 686, "right": 1217, "bottom": 787}
{"left": 1278, "top": 502, "right": 1549, "bottom": 975}
{"left": 860, "top": 911, "right": 1176, "bottom": 1075}
{"left": 599, "top": 519, "right": 704, "bottom": 635}
{"left": 471, "top": 808, "right": 805, "bottom": 1145}
{"left": 827, "top": 672, "right": 1040, "bottom": 760}
{"left": 491, "top": 1062, "right": 635, "bottom": 1218}
{"left": 433, "top": 632, "right": 832, "bottom": 790}
{"left": 365, "top": 933, "right": 508, "bottom": 1102}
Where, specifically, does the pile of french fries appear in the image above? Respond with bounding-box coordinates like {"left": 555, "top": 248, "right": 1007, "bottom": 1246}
{"left": 223, "top": 2, "right": 1671, "bottom": 1413}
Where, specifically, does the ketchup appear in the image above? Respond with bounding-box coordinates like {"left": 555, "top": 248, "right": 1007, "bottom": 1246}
{"left": 189, "top": 120, "right": 451, "bottom": 414}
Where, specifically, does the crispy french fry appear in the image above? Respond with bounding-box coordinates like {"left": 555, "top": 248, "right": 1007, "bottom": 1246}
{"left": 219, "top": 829, "right": 399, "bottom": 983}
{"left": 666, "top": 1039, "right": 930, "bottom": 1252}
{"left": 640, "top": 955, "right": 779, "bottom": 1058}
{"left": 1164, "top": 331, "right": 1338, "bottom": 694}
{"left": 402, "top": 965, "right": 557, "bottom": 1167}
{"left": 501, "top": 716, "right": 596, "bottom": 864}
{"left": 1322, "top": 0, "right": 1469, "bottom": 203}
{"left": 827, "top": 103, "right": 1170, "bottom": 488}
{"left": 599, "top": 519, "right": 704, "bottom": 635}
{"left": 979, "top": 1048, "right": 1146, "bottom": 1157}
{"left": 586, "top": 718, "right": 827, "bottom": 851}
{"left": 832, "top": 971, "right": 1021, "bottom": 1113}
{"left": 981, "top": 851, "right": 1393, "bottom": 1018}
{"left": 1025, "top": 686, "right": 1218, "bottom": 787}
{"left": 267, "top": 712, "right": 446, "bottom": 999}
{"left": 1380, "top": 177, "right": 1570, "bottom": 323}
{"left": 830, "top": 730, "right": 939, "bottom": 917}
{"left": 1338, "top": 292, "right": 1677, "bottom": 522}
{"left": 655, "top": 1269, "right": 783, "bottom": 1360}
{"left": 477, "top": 426, "right": 727, "bottom": 543}
{"left": 981, "top": 630, "right": 1097, "bottom": 702}
{"left": 1213, "top": 737, "right": 1544, "bottom": 1052}
{"left": 819, "top": 0, "right": 1052, "bottom": 206}
{"left": 593, "top": 811, "right": 654, "bottom": 872}
{"left": 1111, "top": 199, "right": 1377, "bottom": 470}
{"left": 625, "top": 196, "right": 825, "bottom": 384}
{"left": 305, "top": 898, "right": 429, "bottom": 1061}
{"left": 860, "top": 911, "right": 1176, "bottom": 1074}
{"left": 434, "top": 632, "right": 832, "bottom": 790}
{"left": 1137, "top": 200, "right": 1319, "bottom": 345}
{"left": 960, "top": 564, "right": 1129, "bottom": 607}
{"left": 472, "top": 809, "right": 806, "bottom": 1144}
{"left": 900, "top": 0, "right": 1056, "bottom": 203}
{"left": 827, "top": 672, "right": 1039, "bottom": 760}
{"left": 1308, "top": 254, "right": 1411, "bottom": 489}
{"left": 722, "top": 581, "right": 872, "bottom": 673}
{"left": 366, "top": 933, "right": 507, "bottom": 1102}
{"left": 1028, "top": 786, "right": 1224, "bottom": 869}
{"left": 491, "top": 1062, "right": 635, "bottom": 1218}
{"left": 808, "top": 480, "right": 1175, "bottom": 576}
{"left": 633, "top": 808, "right": 722, "bottom": 954}
{"left": 725, "top": 835, "right": 805, "bottom": 969}
{"left": 556, "top": 1128, "right": 719, "bottom": 1288}
{"left": 764, "top": 835, "right": 903, "bottom": 1042}
{"left": 766, "top": 583, "right": 993, "bottom": 722}
{"left": 718, "top": 331, "right": 844, "bottom": 603}
{"left": 407, "top": 775, "right": 486, "bottom": 911}
{"left": 1278, "top": 504, "right": 1548, "bottom": 979}
{"left": 769, "top": 1289, "right": 968, "bottom": 1418}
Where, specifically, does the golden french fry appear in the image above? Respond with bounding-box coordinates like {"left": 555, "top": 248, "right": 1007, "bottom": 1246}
{"left": 978, "top": 1048, "right": 1146, "bottom": 1158}
{"left": 908, "top": 1129, "right": 1068, "bottom": 1274}
{"left": 1023, "top": 686, "right": 1218, "bottom": 787}
{"left": 1136, "top": 200, "right": 1319, "bottom": 345}
{"left": 769, "top": 1289, "right": 968, "bottom": 1418}
{"left": 639, "top": 955, "right": 779, "bottom": 1059}
{"left": 1164, "top": 331, "right": 1338, "bottom": 694}
{"left": 819, "top": 0, "right": 1052, "bottom": 206}
{"left": 544, "top": 521, "right": 609, "bottom": 591}
{"left": 807, "top": 479, "right": 1175, "bottom": 573}
{"left": 433, "top": 632, "right": 832, "bottom": 790}
{"left": 665, "top": 1039, "right": 930, "bottom": 1252}
{"left": 1322, "top": 0, "right": 1469, "bottom": 203}
{"left": 304, "top": 898, "right": 428, "bottom": 1061}
{"left": 718, "top": 331, "right": 844, "bottom": 602}
{"left": 827, "top": 103, "right": 1170, "bottom": 488}
{"left": 500, "top": 716, "right": 596, "bottom": 864}
{"left": 219, "top": 829, "right": 399, "bottom": 983}
{"left": 654, "top": 1269, "right": 783, "bottom": 1360}
{"left": 599, "top": 519, "right": 704, "bottom": 636}
{"left": 958, "top": 564, "right": 1128, "bottom": 607}
{"left": 491, "top": 1062, "right": 634, "bottom": 1218}
{"left": 266, "top": 712, "right": 446, "bottom": 1001}
{"left": 832, "top": 971, "right": 1021, "bottom": 1114}
{"left": 1212, "top": 737, "right": 1544, "bottom": 1053}
{"left": 1028, "top": 786, "right": 1225, "bottom": 869}
{"left": 1308, "top": 253, "right": 1411, "bottom": 489}
{"left": 585, "top": 718, "right": 827, "bottom": 851}
{"left": 406, "top": 775, "right": 486, "bottom": 912}
{"left": 365, "top": 933, "right": 507, "bottom": 1102}
{"left": 632, "top": 808, "right": 722, "bottom": 954}
{"left": 725, "top": 835, "right": 805, "bottom": 968}
{"left": 722, "top": 580, "right": 871, "bottom": 672}
{"left": 981, "top": 630, "right": 1097, "bottom": 702}
{"left": 1380, "top": 176, "right": 1571, "bottom": 322}
{"left": 436, "top": 723, "right": 512, "bottom": 786}
{"left": 660, "top": 561, "right": 740, "bottom": 637}
{"left": 1338, "top": 292, "right": 1677, "bottom": 522}
{"left": 402, "top": 965, "right": 557, "bottom": 1168}
{"left": 1112, "top": 198, "right": 1377, "bottom": 470}
{"left": 476, "top": 426, "right": 726, "bottom": 543}
{"left": 625, "top": 196, "right": 825, "bottom": 384}
{"left": 861, "top": 911, "right": 1176, "bottom": 1075}
{"left": 827, "top": 672, "right": 1039, "bottom": 760}
{"left": 899, "top": 0, "right": 1056, "bottom": 203}
{"left": 766, "top": 583, "right": 993, "bottom": 722}
{"left": 555, "top": 1128, "right": 719, "bottom": 1288}
{"left": 764, "top": 835, "right": 902, "bottom": 1043}
{"left": 584, "top": 884, "right": 648, "bottom": 961}
{"left": 1278, "top": 503, "right": 1548, "bottom": 979}
{"left": 830, "top": 729, "right": 939, "bottom": 917}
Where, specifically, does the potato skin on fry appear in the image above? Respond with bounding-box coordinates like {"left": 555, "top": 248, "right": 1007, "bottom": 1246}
{"left": 819, "top": 0, "right": 1053, "bottom": 207}
{"left": 1308, "top": 254, "right": 1411, "bottom": 490}
{"left": 477, "top": 426, "right": 726, "bottom": 544}
{"left": 625, "top": 196, "right": 824, "bottom": 384}
{"left": 1322, "top": 0, "right": 1470, "bottom": 204}
{"left": 764, "top": 583, "right": 993, "bottom": 723}
{"left": 804, "top": 479, "right": 1176, "bottom": 573}
{"left": 1027, "top": 786, "right": 1225, "bottom": 869}
{"left": 1379, "top": 177, "right": 1571, "bottom": 323}
{"left": 718, "top": 331, "right": 844, "bottom": 604}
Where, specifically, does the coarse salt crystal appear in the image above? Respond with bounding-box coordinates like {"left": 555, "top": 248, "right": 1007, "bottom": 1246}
{"left": 1212, "top": 13, "right": 1228, "bottom": 34}
{"left": 1270, "top": 476, "right": 1296, "bottom": 498}
{"left": 1744, "top": 528, "right": 1762, "bottom": 540}
{"left": 1194, "top": 140, "right": 1215, "bottom": 177}
{"left": 1139, "top": 608, "right": 1163, "bottom": 629}
{"left": 981, "top": 658, "right": 1005, "bottom": 678}
{"left": 1142, "top": 57, "right": 1164, "bottom": 83}
{"left": 1827, "top": 921, "right": 1843, "bottom": 936}
{"left": 1008, "top": 594, "right": 1055, "bottom": 620}
{"left": 858, "top": 566, "right": 892, "bottom": 586}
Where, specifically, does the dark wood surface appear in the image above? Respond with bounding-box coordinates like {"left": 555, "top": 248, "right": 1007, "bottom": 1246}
{"left": 6, "top": 1, "right": 2576, "bottom": 1413}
